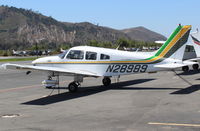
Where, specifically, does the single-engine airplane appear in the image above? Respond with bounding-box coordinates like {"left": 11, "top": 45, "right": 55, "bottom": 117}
{"left": 180, "top": 28, "right": 200, "bottom": 71}
{"left": 12, "top": 50, "right": 26, "bottom": 56}
{"left": 191, "top": 29, "right": 200, "bottom": 58}
{"left": 1, "top": 25, "right": 197, "bottom": 92}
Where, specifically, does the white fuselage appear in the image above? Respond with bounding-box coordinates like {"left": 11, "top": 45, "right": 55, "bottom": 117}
{"left": 32, "top": 46, "right": 181, "bottom": 77}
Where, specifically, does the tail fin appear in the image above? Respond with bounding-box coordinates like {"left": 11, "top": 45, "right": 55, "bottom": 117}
{"left": 155, "top": 25, "right": 191, "bottom": 60}
{"left": 190, "top": 30, "right": 200, "bottom": 57}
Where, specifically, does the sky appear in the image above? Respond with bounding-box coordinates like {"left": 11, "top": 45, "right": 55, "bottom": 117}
{"left": 0, "top": 0, "right": 200, "bottom": 37}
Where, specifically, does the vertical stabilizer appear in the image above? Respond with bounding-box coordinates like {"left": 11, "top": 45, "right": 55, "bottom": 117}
{"left": 154, "top": 25, "right": 191, "bottom": 60}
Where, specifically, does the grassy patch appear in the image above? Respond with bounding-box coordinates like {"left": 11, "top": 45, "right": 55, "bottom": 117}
{"left": 0, "top": 57, "right": 39, "bottom": 62}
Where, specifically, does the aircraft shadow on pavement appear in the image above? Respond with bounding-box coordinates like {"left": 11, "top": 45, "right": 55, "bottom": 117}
{"left": 176, "top": 70, "right": 200, "bottom": 76}
{"left": 22, "top": 78, "right": 180, "bottom": 105}
{"left": 170, "top": 84, "right": 200, "bottom": 95}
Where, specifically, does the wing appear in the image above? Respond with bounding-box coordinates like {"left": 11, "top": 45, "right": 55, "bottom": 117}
{"left": 1, "top": 63, "right": 100, "bottom": 77}
{"left": 154, "top": 61, "right": 198, "bottom": 69}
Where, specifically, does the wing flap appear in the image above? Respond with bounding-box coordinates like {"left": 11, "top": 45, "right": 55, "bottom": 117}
{"left": 1, "top": 63, "right": 100, "bottom": 77}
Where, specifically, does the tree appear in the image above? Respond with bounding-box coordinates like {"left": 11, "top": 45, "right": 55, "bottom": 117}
{"left": 116, "top": 38, "right": 130, "bottom": 50}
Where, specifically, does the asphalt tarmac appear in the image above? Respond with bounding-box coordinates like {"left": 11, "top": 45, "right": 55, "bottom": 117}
{"left": 1, "top": 61, "right": 200, "bottom": 131}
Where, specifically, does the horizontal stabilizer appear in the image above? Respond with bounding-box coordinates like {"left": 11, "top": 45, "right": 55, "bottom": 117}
{"left": 1, "top": 63, "right": 100, "bottom": 77}
{"left": 154, "top": 61, "right": 198, "bottom": 69}
{"left": 186, "top": 57, "right": 200, "bottom": 62}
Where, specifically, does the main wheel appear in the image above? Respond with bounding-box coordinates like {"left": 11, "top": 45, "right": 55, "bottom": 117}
{"left": 102, "top": 77, "right": 111, "bottom": 86}
{"left": 182, "top": 66, "right": 189, "bottom": 72}
{"left": 68, "top": 82, "right": 78, "bottom": 93}
{"left": 192, "top": 64, "right": 199, "bottom": 70}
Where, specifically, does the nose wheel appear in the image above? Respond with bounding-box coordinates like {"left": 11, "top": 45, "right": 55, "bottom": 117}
{"left": 68, "top": 82, "right": 80, "bottom": 93}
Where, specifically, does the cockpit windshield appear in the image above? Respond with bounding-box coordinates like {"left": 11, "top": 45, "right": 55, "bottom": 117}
{"left": 58, "top": 50, "right": 68, "bottom": 59}
{"left": 66, "top": 50, "right": 84, "bottom": 59}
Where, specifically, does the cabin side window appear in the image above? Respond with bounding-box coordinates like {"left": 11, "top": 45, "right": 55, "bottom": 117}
{"left": 66, "top": 50, "right": 84, "bottom": 59}
{"left": 100, "top": 54, "right": 110, "bottom": 60}
{"left": 86, "top": 51, "right": 97, "bottom": 60}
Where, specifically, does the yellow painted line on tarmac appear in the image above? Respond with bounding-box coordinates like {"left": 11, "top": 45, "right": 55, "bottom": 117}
{"left": 148, "top": 122, "right": 200, "bottom": 127}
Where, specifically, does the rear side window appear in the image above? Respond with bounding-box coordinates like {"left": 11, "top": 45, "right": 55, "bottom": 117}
{"left": 66, "top": 50, "right": 84, "bottom": 59}
{"left": 86, "top": 51, "right": 97, "bottom": 60}
{"left": 100, "top": 54, "right": 110, "bottom": 60}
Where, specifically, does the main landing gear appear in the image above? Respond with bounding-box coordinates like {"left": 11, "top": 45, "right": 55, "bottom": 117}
{"left": 43, "top": 74, "right": 83, "bottom": 93}
{"left": 182, "top": 64, "right": 199, "bottom": 72}
{"left": 192, "top": 64, "right": 199, "bottom": 70}
{"left": 182, "top": 66, "right": 189, "bottom": 72}
{"left": 68, "top": 77, "right": 112, "bottom": 92}
{"left": 43, "top": 74, "right": 112, "bottom": 93}
{"left": 68, "top": 75, "right": 83, "bottom": 93}
{"left": 102, "top": 77, "right": 111, "bottom": 86}
{"left": 68, "top": 82, "right": 80, "bottom": 93}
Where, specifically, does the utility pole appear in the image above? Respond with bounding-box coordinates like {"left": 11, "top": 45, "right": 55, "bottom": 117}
{"left": 35, "top": 38, "right": 45, "bottom": 58}
{"left": 36, "top": 42, "right": 38, "bottom": 58}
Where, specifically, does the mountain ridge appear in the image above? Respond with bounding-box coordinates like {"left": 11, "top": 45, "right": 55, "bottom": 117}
{"left": 121, "top": 26, "right": 167, "bottom": 42}
{"left": 0, "top": 5, "right": 166, "bottom": 50}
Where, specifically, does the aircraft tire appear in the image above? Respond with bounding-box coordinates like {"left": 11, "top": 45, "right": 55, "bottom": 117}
{"left": 102, "top": 77, "right": 111, "bottom": 86}
{"left": 192, "top": 64, "right": 199, "bottom": 70}
{"left": 182, "top": 66, "right": 189, "bottom": 72}
{"left": 68, "top": 82, "right": 78, "bottom": 93}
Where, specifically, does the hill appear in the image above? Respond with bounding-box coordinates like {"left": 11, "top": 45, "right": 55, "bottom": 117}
{"left": 121, "top": 26, "right": 167, "bottom": 42}
{"left": 0, "top": 6, "right": 166, "bottom": 50}
{"left": 62, "top": 22, "right": 129, "bottom": 46}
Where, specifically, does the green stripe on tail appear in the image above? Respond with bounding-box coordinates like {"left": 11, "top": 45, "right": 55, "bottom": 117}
{"left": 155, "top": 25, "right": 182, "bottom": 57}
